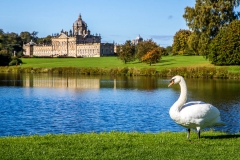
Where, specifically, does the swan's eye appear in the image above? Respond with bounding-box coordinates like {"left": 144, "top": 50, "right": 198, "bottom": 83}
{"left": 170, "top": 78, "right": 175, "bottom": 83}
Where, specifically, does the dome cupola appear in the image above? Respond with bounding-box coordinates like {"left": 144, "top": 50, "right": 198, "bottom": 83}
{"left": 73, "top": 14, "right": 88, "bottom": 35}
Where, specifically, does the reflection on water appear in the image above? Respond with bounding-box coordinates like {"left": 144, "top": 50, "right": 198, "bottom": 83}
{"left": 0, "top": 73, "right": 239, "bottom": 136}
{"left": 0, "top": 73, "right": 163, "bottom": 90}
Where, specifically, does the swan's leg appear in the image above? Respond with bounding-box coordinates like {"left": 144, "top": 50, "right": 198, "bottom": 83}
{"left": 196, "top": 127, "right": 201, "bottom": 139}
{"left": 187, "top": 129, "right": 190, "bottom": 139}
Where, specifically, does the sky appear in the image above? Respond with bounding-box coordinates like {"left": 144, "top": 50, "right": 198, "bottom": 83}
{"left": 0, "top": 0, "right": 196, "bottom": 47}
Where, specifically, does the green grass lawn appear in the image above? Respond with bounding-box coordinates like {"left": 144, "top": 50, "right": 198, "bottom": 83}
{"left": 19, "top": 56, "right": 240, "bottom": 73}
{"left": 20, "top": 56, "right": 212, "bottom": 69}
{"left": 0, "top": 132, "right": 239, "bottom": 159}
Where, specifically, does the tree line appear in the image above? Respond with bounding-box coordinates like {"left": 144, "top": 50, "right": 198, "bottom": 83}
{"left": 0, "top": 30, "right": 52, "bottom": 66}
{"left": 172, "top": 0, "right": 240, "bottom": 65}
{"left": 116, "top": 39, "right": 171, "bottom": 66}
{"left": 117, "top": 0, "right": 240, "bottom": 66}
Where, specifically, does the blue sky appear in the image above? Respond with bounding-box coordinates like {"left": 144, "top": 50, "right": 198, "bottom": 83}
{"left": 1, "top": 0, "right": 196, "bottom": 47}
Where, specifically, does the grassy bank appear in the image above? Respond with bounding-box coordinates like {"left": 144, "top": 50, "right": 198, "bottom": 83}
{"left": 0, "top": 56, "right": 240, "bottom": 78}
{"left": 0, "top": 132, "right": 239, "bottom": 159}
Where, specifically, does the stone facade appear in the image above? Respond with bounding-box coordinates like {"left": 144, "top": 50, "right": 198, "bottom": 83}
{"left": 23, "top": 14, "right": 115, "bottom": 57}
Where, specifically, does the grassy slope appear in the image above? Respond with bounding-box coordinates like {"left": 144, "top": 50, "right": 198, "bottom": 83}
{"left": 20, "top": 56, "right": 240, "bottom": 73}
{"left": 0, "top": 132, "right": 239, "bottom": 159}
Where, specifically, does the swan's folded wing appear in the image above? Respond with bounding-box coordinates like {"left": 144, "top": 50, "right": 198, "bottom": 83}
{"left": 181, "top": 101, "right": 205, "bottom": 110}
{"left": 180, "top": 103, "right": 220, "bottom": 124}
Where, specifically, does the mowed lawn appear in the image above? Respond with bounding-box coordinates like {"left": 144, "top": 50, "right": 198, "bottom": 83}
{"left": 20, "top": 56, "right": 240, "bottom": 73}
{"left": 1, "top": 132, "right": 240, "bottom": 159}
{"left": 20, "top": 56, "right": 213, "bottom": 70}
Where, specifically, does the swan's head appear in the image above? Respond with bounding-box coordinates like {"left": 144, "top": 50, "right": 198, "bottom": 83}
{"left": 168, "top": 75, "right": 183, "bottom": 87}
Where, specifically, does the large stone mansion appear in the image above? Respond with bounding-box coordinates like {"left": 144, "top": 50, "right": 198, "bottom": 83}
{"left": 23, "top": 14, "right": 115, "bottom": 57}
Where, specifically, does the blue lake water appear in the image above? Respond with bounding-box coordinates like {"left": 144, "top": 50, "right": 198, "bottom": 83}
{"left": 0, "top": 74, "right": 239, "bottom": 136}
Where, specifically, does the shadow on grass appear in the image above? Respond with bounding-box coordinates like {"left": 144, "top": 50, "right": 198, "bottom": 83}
{"left": 130, "top": 61, "right": 142, "bottom": 64}
{"left": 153, "top": 62, "right": 175, "bottom": 66}
{"left": 202, "top": 134, "right": 240, "bottom": 139}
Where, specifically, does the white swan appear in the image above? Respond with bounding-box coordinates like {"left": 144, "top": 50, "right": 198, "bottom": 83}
{"left": 168, "top": 75, "right": 225, "bottom": 139}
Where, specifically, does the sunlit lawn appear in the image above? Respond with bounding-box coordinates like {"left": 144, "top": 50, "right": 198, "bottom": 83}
{"left": 20, "top": 56, "right": 211, "bottom": 69}
{"left": 19, "top": 55, "right": 240, "bottom": 73}
{"left": 0, "top": 132, "right": 239, "bottom": 159}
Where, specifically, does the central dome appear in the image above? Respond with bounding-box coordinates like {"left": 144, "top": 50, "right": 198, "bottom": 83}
{"left": 74, "top": 14, "right": 87, "bottom": 27}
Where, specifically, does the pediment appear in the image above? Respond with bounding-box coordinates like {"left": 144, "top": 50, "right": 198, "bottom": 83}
{"left": 58, "top": 33, "right": 68, "bottom": 38}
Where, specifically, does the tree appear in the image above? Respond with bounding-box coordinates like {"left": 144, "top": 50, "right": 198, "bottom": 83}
{"left": 20, "top": 31, "right": 32, "bottom": 44}
{"left": 183, "top": 0, "right": 240, "bottom": 56}
{"left": 141, "top": 48, "right": 162, "bottom": 66}
{"left": 117, "top": 40, "right": 135, "bottom": 64}
{"left": 5, "top": 32, "right": 22, "bottom": 54}
{"left": 31, "top": 31, "right": 38, "bottom": 42}
{"left": 159, "top": 47, "right": 168, "bottom": 56}
{"left": 209, "top": 20, "right": 240, "bottom": 65}
{"left": 172, "top": 29, "right": 192, "bottom": 55}
{"left": 135, "top": 39, "right": 159, "bottom": 61}
{"left": 187, "top": 31, "right": 200, "bottom": 55}
{"left": 37, "top": 35, "right": 52, "bottom": 45}
{"left": 0, "top": 49, "right": 11, "bottom": 66}
{"left": 165, "top": 46, "right": 172, "bottom": 55}
{"left": 0, "top": 29, "right": 3, "bottom": 34}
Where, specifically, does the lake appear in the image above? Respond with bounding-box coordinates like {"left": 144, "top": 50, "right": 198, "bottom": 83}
{"left": 0, "top": 73, "right": 239, "bottom": 137}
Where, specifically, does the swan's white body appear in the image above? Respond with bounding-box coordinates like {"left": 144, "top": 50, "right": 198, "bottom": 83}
{"left": 168, "top": 75, "right": 225, "bottom": 139}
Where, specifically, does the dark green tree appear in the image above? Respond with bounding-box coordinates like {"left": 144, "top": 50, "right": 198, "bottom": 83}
{"left": 183, "top": 0, "right": 240, "bottom": 56}
{"left": 20, "top": 31, "right": 32, "bottom": 44}
{"left": 117, "top": 40, "right": 135, "bottom": 64}
{"left": 0, "top": 49, "right": 11, "bottom": 66}
{"left": 209, "top": 20, "right": 240, "bottom": 65}
{"left": 31, "top": 31, "right": 38, "bottom": 42}
{"left": 159, "top": 47, "right": 168, "bottom": 56}
{"left": 165, "top": 46, "right": 172, "bottom": 55}
{"left": 5, "top": 32, "right": 22, "bottom": 55}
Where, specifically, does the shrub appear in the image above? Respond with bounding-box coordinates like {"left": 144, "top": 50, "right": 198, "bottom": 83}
{"left": 9, "top": 57, "right": 23, "bottom": 66}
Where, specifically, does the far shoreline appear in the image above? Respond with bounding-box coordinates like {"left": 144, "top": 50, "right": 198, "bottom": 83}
{"left": 0, "top": 66, "right": 240, "bottom": 79}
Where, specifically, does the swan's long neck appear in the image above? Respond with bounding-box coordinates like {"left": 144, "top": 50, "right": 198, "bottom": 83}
{"left": 171, "top": 77, "right": 187, "bottom": 113}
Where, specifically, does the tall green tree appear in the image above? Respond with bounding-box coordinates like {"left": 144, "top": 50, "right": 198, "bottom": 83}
{"left": 172, "top": 29, "right": 192, "bottom": 55}
{"left": 31, "top": 31, "right": 38, "bottom": 42}
{"left": 117, "top": 40, "right": 135, "bottom": 64}
{"left": 135, "top": 39, "right": 159, "bottom": 61}
{"left": 187, "top": 31, "right": 200, "bottom": 55}
{"left": 0, "top": 31, "right": 22, "bottom": 55}
{"left": 183, "top": 0, "right": 240, "bottom": 56}
{"left": 209, "top": 20, "right": 240, "bottom": 65}
{"left": 20, "top": 31, "right": 32, "bottom": 44}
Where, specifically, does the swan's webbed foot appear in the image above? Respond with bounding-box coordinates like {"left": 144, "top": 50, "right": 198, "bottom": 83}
{"left": 187, "top": 129, "right": 190, "bottom": 139}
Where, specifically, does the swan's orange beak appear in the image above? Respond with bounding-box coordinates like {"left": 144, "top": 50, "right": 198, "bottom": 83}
{"left": 168, "top": 80, "right": 174, "bottom": 87}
